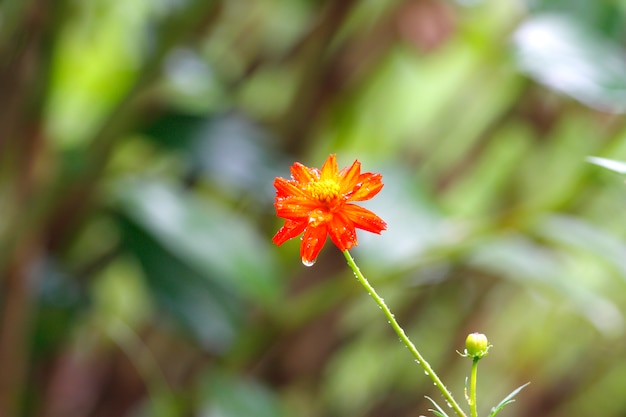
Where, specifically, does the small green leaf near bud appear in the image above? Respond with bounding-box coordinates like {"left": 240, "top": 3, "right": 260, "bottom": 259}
{"left": 465, "top": 332, "right": 490, "bottom": 359}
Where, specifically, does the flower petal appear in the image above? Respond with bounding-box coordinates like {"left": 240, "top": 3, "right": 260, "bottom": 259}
{"left": 272, "top": 219, "right": 307, "bottom": 246}
{"left": 328, "top": 213, "right": 358, "bottom": 251}
{"left": 274, "top": 177, "right": 307, "bottom": 198}
{"left": 290, "top": 162, "right": 319, "bottom": 184}
{"left": 343, "top": 204, "right": 387, "bottom": 234}
{"left": 275, "top": 196, "right": 319, "bottom": 220}
{"left": 338, "top": 159, "right": 361, "bottom": 194}
{"left": 320, "top": 154, "right": 339, "bottom": 181}
{"left": 300, "top": 224, "right": 328, "bottom": 263}
{"left": 349, "top": 172, "right": 384, "bottom": 201}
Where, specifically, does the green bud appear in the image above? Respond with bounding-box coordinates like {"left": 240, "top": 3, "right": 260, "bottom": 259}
{"left": 465, "top": 332, "right": 490, "bottom": 359}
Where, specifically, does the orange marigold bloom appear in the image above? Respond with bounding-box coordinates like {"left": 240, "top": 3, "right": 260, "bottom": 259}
{"left": 272, "top": 154, "right": 387, "bottom": 265}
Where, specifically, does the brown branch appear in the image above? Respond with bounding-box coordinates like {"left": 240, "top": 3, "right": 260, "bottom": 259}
{"left": 0, "top": 236, "right": 41, "bottom": 417}
{"left": 277, "top": 0, "right": 363, "bottom": 156}
{"left": 0, "top": 0, "right": 66, "bottom": 414}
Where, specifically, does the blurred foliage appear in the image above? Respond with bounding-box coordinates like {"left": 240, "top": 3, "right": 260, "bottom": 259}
{"left": 1, "top": 0, "right": 626, "bottom": 416}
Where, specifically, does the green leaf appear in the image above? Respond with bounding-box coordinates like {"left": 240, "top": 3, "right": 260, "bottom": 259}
{"left": 586, "top": 156, "right": 626, "bottom": 174}
{"left": 513, "top": 14, "right": 626, "bottom": 113}
{"left": 116, "top": 178, "right": 281, "bottom": 305}
{"left": 468, "top": 233, "right": 622, "bottom": 334}
{"left": 143, "top": 112, "right": 287, "bottom": 203}
{"left": 32, "top": 258, "right": 86, "bottom": 358}
{"left": 537, "top": 214, "right": 626, "bottom": 280}
{"left": 142, "top": 112, "right": 206, "bottom": 151}
{"left": 425, "top": 396, "right": 452, "bottom": 417}
{"left": 489, "top": 382, "right": 530, "bottom": 417}
{"left": 115, "top": 178, "right": 282, "bottom": 352}
{"left": 198, "top": 370, "right": 283, "bottom": 417}
{"left": 525, "top": 0, "right": 625, "bottom": 39}
{"left": 119, "top": 215, "right": 243, "bottom": 353}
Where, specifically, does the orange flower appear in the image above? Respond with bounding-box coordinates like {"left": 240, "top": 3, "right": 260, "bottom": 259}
{"left": 272, "top": 154, "right": 387, "bottom": 265}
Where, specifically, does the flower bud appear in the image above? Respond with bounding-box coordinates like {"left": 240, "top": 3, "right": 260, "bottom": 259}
{"left": 465, "top": 332, "right": 490, "bottom": 359}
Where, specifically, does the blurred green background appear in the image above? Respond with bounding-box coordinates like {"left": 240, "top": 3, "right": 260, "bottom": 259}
{"left": 2, "top": 0, "right": 626, "bottom": 416}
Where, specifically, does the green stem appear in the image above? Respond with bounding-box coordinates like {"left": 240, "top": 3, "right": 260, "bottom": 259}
{"left": 470, "top": 358, "right": 479, "bottom": 417}
{"left": 342, "top": 250, "right": 467, "bottom": 417}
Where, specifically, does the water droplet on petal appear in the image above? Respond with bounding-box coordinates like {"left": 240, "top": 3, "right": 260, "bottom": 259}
{"left": 302, "top": 258, "right": 316, "bottom": 267}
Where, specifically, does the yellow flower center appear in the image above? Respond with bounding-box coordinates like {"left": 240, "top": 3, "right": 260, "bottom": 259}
{"left": 307, "top": 179, "right": 340, "bottom": 203}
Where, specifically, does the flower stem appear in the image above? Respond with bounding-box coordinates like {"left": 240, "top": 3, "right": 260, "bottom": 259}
{"left": 342, "top": 250, "right": 467, "bottom": 417}
{"left": 470, "top": 358, "right": 479, "bottom": 417}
